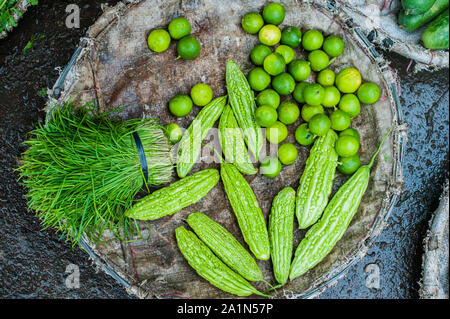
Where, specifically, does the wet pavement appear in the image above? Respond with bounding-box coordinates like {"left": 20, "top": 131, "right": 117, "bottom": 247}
{"left": 0, "top": 0, "right": 448, "bottom": 299}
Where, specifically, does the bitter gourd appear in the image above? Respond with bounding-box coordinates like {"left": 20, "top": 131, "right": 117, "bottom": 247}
{"left": 295, "top": 129, "right": 338, "bottom": 229}
{"left": 221, "top": 163, "right": 270, "bottom": 260}
{"left": 124, "top": 169, "right": 219, "bottom": 220}
{"left": 186, "top": 211, "right": 263, "bottom": 282}
{"left": 175, "top": 226, "right": 269, "bottom": 297}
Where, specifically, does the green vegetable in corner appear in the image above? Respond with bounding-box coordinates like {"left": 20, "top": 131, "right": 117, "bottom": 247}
{"left": 290, "top": 129, "right": 392, "bottom": 280}
{"left": 176, "top": 96, "right": 226, "bottom": 178}
{"left": 221, "top": 163, "right": 270, "bottom": 260}
{"left": 1, "top": 0, "right": 38, "bottom": 33}
{"left": 17, "top": 101, "right": 173, "bottom": 246}
{"left": 175, "top": 226, "right": 269, "bottom": 297}
{"left": 422, "top": 10, "right": 449, "bottom": 50}
{"left": 402, "top": 0, "right": 435, "bottom": 15}
{"left": 398, "top": 0, "right": 449, "bottom": 32}
{"left": 124, "top": 169, "right": 219, "bottom": 220}
{"left": 186, "top": 212, "right": 263, "bottom": 282}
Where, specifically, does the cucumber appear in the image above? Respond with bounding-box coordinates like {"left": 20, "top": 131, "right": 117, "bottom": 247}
{"left": 402, "top": 0, "right": 435, "bottom": 15}
{"left": 398, "top": 0, "right": 449, "bottom": 32}
{"left": 422, "top": 10, "right": 449, "bottom": 49}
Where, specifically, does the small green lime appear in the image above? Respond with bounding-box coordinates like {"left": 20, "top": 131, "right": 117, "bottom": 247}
{"left": 317, "top": 69, "right": 335, "bottom": 86}
{"left": 338, "top": 93, "right": 361, "bottom": 118}
{"left": 278, "top": 101, "right": 300, "bottom": 125}
{"left": 335, "top": 135, "right": 359, "bottom": 157}
{"left": 357, "top": 82, "right": 381, "bottom": 104}
{"left": 339, "top": 128, "right": 360, "bottom": 144}
{"left": 256, "top": 89, "right": 280, "bottom": 109}
{"left": 248, "top": 67, "right": 271, "bottom": 91}
{"left": 241, "top": 12, "right": 264, "bottom": 34}
{"left": 309, "top": 113, "right": 331, "bottom": 136}
{"left": 260, "top": 156, "right": 282, "bottom": 178}
{"left": 168, "top": 17, "right": 191, "bottom": 40}
{"left": 169, "top": 94, "right": 193, "bottom": 117}
{"left": 147, "top": 29, "right": 171, "bottom": 53}
{"left": 337, "top": 154, "right": 360, "bottom": 175}
{"left": 335, "top": 67, "right": 362, "bottom": 93}
{"left": 262, "top": 2, "right": 285, "bottom": 25}
{"left": 255, "top": 105, "right": 278, "bottom": 127}
{"left": 272, "top": 73, "right": 296, "bottom": 95}
{"left": 190, "top": 83, "right": 213, "bottom": 106}
{"left": 259, "top": 24, "right": 282, "bottom": 46}
{"left": 329, "top": 109, "right": 351, "bottom": 131}
{"left": 275, "top": 45, "right": 295, "bottom": 64}
{"left": 288, "top": 59, "right": 311, "bottom": 82}
{"left": 281, "top": 26, "right": 302, "bottom": 48}
{"left": 177, "top": 35, "right": 201, "bottom": 60}
{"left": 323, "top": 35, "right": 345, "bottom": 57}
{"left": 292, "top": 81, "right": 310, "bottom": 104}
{"left": 308, "top": 50, "right": 330, "bottom": 72}
{"left": 263, "top": 52, "right": 286, "bottom": 76}
{"left": 165, "top": 123, "right": 183, "bottom": 144}
{"left": 301, "top": 104, "right": 324, "bottom": 122}
{"left": 302, "top": 29, "right": 324, "bottom": 51}
{"left": 295, "top": 123, "right": 315, "bottom": 146}
{"left": 266, "top": 121, "right": 288, "bottom": 144}
{"left": 303, "top": 83, "right": 325, "bottom": 106}
{"left": 250, "top": 44, "right": 272, "bottom": 65}
{"left": 322, "top": 86, "right": 341, "bottom": 108}
{"left": 278, "top": 143, "right": 298, "bottom": 165}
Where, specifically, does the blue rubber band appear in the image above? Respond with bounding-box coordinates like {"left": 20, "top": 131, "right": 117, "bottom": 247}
{"left": 132, "top": 131, "right": 148, "bottom": 183}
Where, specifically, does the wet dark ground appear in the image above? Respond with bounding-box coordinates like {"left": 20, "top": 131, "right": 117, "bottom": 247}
{"left": 0, "top": 0, "right": 448, "bottom": 299}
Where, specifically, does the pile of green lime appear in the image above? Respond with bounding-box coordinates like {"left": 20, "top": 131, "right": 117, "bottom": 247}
{"left": 241, "top": 2, "right": 382, "bottom": 178}
{"left": 147, "top": 16, "right": 202, "bottom": 60}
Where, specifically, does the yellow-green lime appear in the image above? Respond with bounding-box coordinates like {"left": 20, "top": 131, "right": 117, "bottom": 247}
{"left": 302, "top": 29, "right": 324, "bottom": 51}
{"left": 288, "top": 59, "right": 311, "bottom": 82}
{"left": 322, "top": 86, "right": 341, "bottom": 108}
{"left": 250, "top": 44, "right": 272, "bottom": 65}
{"left": 277, "top": 101, "right": 300, "bottom": 125}
{"left": 255, "top": 105, "right": 278, "bottom": 127}
{"left": 168, "top": 17, "right": 191, "bottom": 40}
{"left": 241, "top": 12, "right": 264, "bottom": 34}
{"left": 147, "top": 29, "right": 171, "bottom": 52}
{"left": 357, "top": 82, "right": 381, "bottom": 104}
{"left": 263, "top": 52, "right": 286, "bottom": 76}
{"left": 256, "top": 89, "right": 281, "bottom": 109}
{"left": 262, "top": 2, "right": 285, "bottom": 25}
{"left": 266, "top": 121, "right": 288, "bottom": 144}
{"left": 248, "top": 67, "right": 271, "bottom": 91}
{"left": 323, "top": 35, "right": 345, "bottom": 57}
{"left": 335, "top": 67, "right": 362, "bottom": 93}
{"left": 308, "top": 50, "right": 330, "bottom": 72}
{"left": 278, "top": 143, "right": 298, "bottom": 165}
{"left": 317, "top": 68, "right": 335, "bottom": 86}
{"left": 338, "top": 93, "right": 360, "bottom": 118}
{"left": 275, "top": 45, "right": 295, "bottom": 64}
{"left": 190, "top": 83, "right": 213, "bottom": 106}
{"left": 295, "top": 123, "right": 315, "bottom": 146}
{"left": 301, "top": 104, "right": 324, "bottom": 122}
{"left": 259, "top": 24, "right": 282, "bottom": 46}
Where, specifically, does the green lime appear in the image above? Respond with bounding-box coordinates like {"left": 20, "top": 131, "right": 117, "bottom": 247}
{"left": 292, "top": 81, "right": 310, "bottom": 104}
{"left": 248, "top": 67, "right": 271, "bottom": 91}
{"left": 165, "top": 123, "right": 183, "bottom": 144}
{"left": 256, "top": 89, "right": 280, "bottom": 109}
{"left": 168, "top": 17, "right": 191, "bottom": 40}
{"left": 278, "top": 143, "right": 298, "bottom": 165}
{"left": 266, "top": 121, "right": 288, "bottom": 144}
{"left": 288, "top": 59, "right": 311, "bottom": 82}
{"left": 303, "top": 83, "right": 325, "bottom": 106}
{"left": 271, "top": 73, "right": 295, "bottom": 95}
{"left": 250, "top": 44, "right": 272, "bottom": 66}
{"left": 317, "top": 69, "right": 335, "bottom": 86}
{"left": 322, "top": 86, "right": 341, "bottom": 108}
{"left": 263, "top": 52, "right": 286, "bottom": 76}
{"left": 190, "top": 83, "right": 213, "bottom": 106}
{"left": 339, "top": 128, "right": 360, "bottom": 144}
{"left": 169, "top": 94, "right": 193, "bottom": 117}
{"left": 241, "top": 12, "right": 264, "bottom": 34}
{"left": 147, "top": 29, "right": 171, "bottom": 53}
{"left": 177, "top": 35, "right": 201, "bottom": 60}
{"left": 357, "top": 82, "right": 381, "bottom": 104}
{"left": 323, "top": 35, "right": 345, "bottom": 57}
{"left": 255, "top": 105, "right": 278, "bottom": 127}
{"left": 308, "top": 50, "right": 330, "bottom": 72}
{"left": 309, "top": 113, "right": 331, "bottom": 136}
{"left": 262, "top": 2, "right": 285, "bottom": 25}
{"left": 275, "top": 45, "right": 295, "bottom": 64}
{"left": 278, "top": 101, "right": 300, "bottom": 125}
{"left": 337, "top": 154, "right": 360, "bottom": 175}
{"left": 335, "top": 67, "right": 362, "bottom": 93}
{"left": 338, "top": 93, "right": 361, "bottom": 118}
{"left": 259, "top": 24, "right": 282, "bottom": 46}
{"left": 329, "top": 109, "right": 351, "bottom": 131}
{"left": 295, "top": 123, "right": 315, "bottom": 146}
{"left": 260, "top": 156, "right": 282, "bottom": 178}
{"left": 281, "top": 26, "right": 302, "bottom": 48}
{"left": 302, "top": 29, "right": 324, "bottom": 51}
{"left": 335, "top": 135, "right": 359, "bottom": 157}
{"left": 301, "top": 104, "right": 324, "bottom": 122}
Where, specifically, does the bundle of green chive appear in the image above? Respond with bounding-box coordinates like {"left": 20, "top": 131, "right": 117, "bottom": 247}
{"left": 17, "top": 101, "right": 174, "bottom": 246}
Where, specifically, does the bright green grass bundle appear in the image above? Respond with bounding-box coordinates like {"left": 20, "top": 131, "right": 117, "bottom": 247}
{"left": 17, "top": 102, "right": 173, "bottom": 246}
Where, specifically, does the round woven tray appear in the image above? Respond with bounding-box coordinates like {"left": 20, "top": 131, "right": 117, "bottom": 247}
{"left": 46, "top": 0, "right": 406, "bottom": 298}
